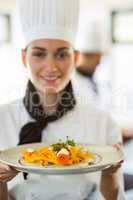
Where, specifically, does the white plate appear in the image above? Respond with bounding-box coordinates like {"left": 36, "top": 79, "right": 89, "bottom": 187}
{"left": 0, "top": 143, "right": 124, "bottom": 175}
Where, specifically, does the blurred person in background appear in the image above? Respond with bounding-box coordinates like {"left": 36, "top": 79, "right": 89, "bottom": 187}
{"left": 72, "top": 18, "right": 112, "bottom": 111}
{"left": 73, "top": 15, "right": 133, "bottom": 198}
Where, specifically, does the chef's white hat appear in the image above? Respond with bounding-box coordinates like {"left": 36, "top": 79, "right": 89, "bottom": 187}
{"left": 17, "top": 0, "right": 79, "bottom": 47}
{"left": 75, "top": 19, "right": 110, "bottom": 53}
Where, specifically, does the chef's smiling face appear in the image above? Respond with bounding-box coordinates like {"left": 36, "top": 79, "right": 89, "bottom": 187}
{"left": 22, "top": 39, "right": 77, "bottom": 94}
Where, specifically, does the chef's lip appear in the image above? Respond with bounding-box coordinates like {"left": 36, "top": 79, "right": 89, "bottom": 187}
{"left": 40, "top": 75, "right": 61, "bottom": 79}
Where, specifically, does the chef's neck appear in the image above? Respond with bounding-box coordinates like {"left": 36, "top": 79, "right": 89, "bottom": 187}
{"left": 40, "top": 91, "right": 61, "bottom": 114}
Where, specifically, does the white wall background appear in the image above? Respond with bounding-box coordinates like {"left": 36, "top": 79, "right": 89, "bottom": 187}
{"left": 81, "top": 0, "right": 133, "bottom": 9}
{"left": 0, "top": 2, "right": 26, "bottom": 104}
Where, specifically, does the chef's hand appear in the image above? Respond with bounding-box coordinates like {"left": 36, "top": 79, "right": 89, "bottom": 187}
{"left": 102, "top": 142, "right": 124, "bottom": 176}
{"left": 0, "top": 162, "right": 19, "bottom": 183}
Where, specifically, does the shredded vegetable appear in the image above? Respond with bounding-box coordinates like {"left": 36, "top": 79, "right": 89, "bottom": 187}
{"left": 22, "top": 139, "right": 94, "bottom": 166}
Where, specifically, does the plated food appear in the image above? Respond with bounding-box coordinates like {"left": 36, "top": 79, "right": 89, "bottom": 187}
{"left": 0, "top": 141, "right": 124, "bottom": 175}
{"left": 22, "top": 139, "right": 95, "bottom": 166}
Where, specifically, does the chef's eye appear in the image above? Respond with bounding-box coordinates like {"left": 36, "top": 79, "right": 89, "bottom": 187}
{"left": 32, "top": 51, "right": 47, "bottom": 58}
{"left": 56, "top": 51, "right": 70, "bottom": 60}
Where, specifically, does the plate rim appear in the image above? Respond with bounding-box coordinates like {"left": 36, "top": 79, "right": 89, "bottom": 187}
{"left": 0, "top": 143, "right": 124, "bottom": 174}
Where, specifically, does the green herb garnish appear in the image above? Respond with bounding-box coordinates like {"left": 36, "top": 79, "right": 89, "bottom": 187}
{"left": 66, "top": 139, "right": 76, "bottom": 146}
{"left": 51, "top": 137, "right": 76, "bottom": 152}
{"left": 51, "top": 143, "right": 67, "bottom": 152}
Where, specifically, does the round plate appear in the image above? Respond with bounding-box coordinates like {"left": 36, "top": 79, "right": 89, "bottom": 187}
{"left": 0, "top": 143, "right": 124, "bottom": 175}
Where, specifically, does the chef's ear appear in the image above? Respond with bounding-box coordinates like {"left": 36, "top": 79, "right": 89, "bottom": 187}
{"left": 21, "top": 48, "right": 27, "bottom": 68}
{"left": 74, "top": 50, "right": 80, "bottom": 68}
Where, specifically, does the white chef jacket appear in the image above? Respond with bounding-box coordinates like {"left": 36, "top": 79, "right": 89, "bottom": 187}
{"left": 0, "top": 92, "right": 125, "bottom": 200}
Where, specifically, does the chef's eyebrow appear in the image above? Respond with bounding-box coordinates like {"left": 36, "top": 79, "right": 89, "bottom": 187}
{"left": 31, "top": 46, "right": 70, "bottom": 52}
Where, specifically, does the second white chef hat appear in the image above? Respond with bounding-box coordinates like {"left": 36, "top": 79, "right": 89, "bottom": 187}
{"left": 75, "top": 18, "right": 110, "bottom": 53}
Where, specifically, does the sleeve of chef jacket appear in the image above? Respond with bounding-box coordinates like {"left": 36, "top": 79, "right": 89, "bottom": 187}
{"left": 0, "top": 104, "right": 8, "bottom": 150}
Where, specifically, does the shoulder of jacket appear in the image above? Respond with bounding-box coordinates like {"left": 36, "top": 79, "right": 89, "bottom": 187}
{"left": 0, "top": 99, "right": 23, "bottom": 115}
{"left": 75, "top": 100, "right": 109, "bottom": 119}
